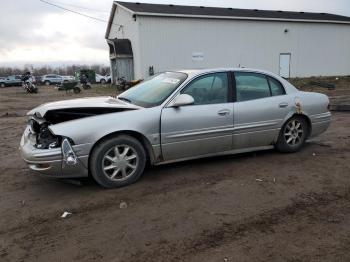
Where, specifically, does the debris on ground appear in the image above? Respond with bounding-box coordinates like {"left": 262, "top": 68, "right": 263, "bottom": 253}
{"left": 119, "top": 201, "right": 128, "bottom": 209}
{"left": 312, "top": 153, "right": 316, "bottom": 156}
{"left": 61, "top": 211, "right": 72, "bottom": 218}
{"left": 255, "top": 179, "right": 263, "bottom": 182}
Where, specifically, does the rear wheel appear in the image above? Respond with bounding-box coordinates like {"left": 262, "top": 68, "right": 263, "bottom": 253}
{"left": 0, "top": 83, "right": 5, "bottom": 88}
{"left": 90, "top": 135, "right": 146, "bottom": 188}
{"left": 44, "top": 80, "right": 50, "bottom": 86}
{"left": 276, "top": 116, "right": 308, "bottom": 153}
{"left": 100, "top": 79, "right": 106, "bottom": 85}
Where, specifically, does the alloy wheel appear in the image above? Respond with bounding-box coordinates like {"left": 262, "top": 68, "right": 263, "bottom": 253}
{"left": 284, "top": 119, "right": 303, "bottom": 146}
{"left": 102, "top": 145, "right": 138, "bottom": 181}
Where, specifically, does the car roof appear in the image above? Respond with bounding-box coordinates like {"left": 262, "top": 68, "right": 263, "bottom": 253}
{"left": 177, "top": 68, "right": 282, "bottom": 78}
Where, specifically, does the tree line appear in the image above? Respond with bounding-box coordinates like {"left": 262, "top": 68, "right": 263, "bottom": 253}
{"left": 0, "top": 64, "right": 110, "bottom": 77}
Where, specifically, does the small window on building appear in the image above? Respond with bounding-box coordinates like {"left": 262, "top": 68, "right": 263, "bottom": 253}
{"left": 181, "top": 73, "right": 228, "bottom": 105}
{"left": 268, "top": 76, "right": 285, "bottom": 96}
{"left": 235, "top": 72, "right": 271, "bottom": 102}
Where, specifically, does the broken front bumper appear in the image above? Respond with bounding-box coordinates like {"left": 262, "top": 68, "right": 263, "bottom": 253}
{"left": 19, "top": 126, "right": 89, "bottom": 178}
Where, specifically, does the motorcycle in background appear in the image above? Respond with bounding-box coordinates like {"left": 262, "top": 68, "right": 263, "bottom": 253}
{"left": 80, "top": 73, "right": 91, "bottom": 90}
{"left": 21, "top": 72, "right": 38, "bottom": 93}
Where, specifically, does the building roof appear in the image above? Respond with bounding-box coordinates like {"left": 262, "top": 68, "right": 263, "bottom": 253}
{"left": 115, "top": 1, "right": 350, "bottom": 23}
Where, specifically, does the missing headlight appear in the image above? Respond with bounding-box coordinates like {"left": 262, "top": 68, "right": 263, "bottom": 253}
{"left": 35, "top": 123, "right": 61, "bottom": 149}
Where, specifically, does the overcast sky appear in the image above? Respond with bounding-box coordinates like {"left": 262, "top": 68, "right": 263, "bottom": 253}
{"left": 1, "top": 0, "right": 349, "bottom": 67}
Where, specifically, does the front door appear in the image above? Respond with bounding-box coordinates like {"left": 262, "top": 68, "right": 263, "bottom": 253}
{"left": 279, "top": 53, "right": 291, "bottom": 78}
{"left": 161, "top": 72, "right": 234, "bottom": 161}
{"left": 233, "top": 71, "right": 291, "bottom": 149}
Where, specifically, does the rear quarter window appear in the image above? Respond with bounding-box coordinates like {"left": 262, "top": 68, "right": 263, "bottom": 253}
{"left": 268, "top": 77, "right": 286, "bottom": 96}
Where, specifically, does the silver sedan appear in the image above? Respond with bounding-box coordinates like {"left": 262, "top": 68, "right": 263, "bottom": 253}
{"left": 20, "top": 68, "right": 331, "bottom": 188}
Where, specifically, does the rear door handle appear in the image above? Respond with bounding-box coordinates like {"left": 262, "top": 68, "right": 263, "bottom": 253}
{"left": 279, "top": 102, "right": 289, "bottom": 108}
{"left": 218, "top": 109, "right": 231, "bottom": 116}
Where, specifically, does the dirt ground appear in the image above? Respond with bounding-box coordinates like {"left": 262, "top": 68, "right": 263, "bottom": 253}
{"left": 0, "top": 82, "right": 350, "bottom": 262}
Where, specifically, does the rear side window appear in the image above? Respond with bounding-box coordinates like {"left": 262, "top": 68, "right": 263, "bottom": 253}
{"left": 235, "top": 72, "right": 271, "bottom": 102}
{"left": 181, "top": 72, "right": 228, "bottom": 105}
{"left": 268, "top": 77, "right": 285, "bottom": 96}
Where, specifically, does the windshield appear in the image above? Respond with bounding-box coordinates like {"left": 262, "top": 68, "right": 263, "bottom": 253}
{"left": 118, "top": 72, "right": 187, "bottom": 108}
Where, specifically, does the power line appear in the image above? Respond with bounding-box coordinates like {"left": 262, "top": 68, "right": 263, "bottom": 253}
{"left": 49, "top": 0, "right": 109, "bottom": 13}
{"left": 39, "top": 0, "right": 124, "bottom": 28}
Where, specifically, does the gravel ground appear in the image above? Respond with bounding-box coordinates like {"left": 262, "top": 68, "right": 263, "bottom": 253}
{"left": 0, "top": 84, "right": 349, "bottom": 262}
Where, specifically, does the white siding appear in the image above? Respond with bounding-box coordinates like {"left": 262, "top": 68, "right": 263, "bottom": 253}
{"left": 108, "top": 6, "right": 142, "bottom": 78}
{"left": 136, "top": 16, "right": 350, "bottom": 78}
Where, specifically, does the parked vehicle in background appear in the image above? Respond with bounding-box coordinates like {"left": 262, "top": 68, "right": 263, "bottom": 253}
{"left": 62, "top": 75, "right": 75, "bottom": 82}
{"left": 95, "top": 74, "right": 110, "bottom": 84}
{"left": 0, "top": 77, "right": 5, "bottom": 87}
{"left": 41, "top": 74, "right": 63, "bottom": 85}
{"left": 0, "top": 75, "right": 23, "bottom": 87}
{"left": 19, "top": 68, "right": 331, "bottom": 188}
{"left": 34, "top": 76, "right": 42, "bottom": 85}
{"left": 106, "top": 74, "right": 111, "bottom": 83}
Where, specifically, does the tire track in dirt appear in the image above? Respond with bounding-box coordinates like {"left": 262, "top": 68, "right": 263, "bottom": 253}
{"left": 128, "top": 188, "right": 350, "bottom": 262}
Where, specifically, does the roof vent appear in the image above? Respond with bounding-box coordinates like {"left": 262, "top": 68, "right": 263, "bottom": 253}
{"left": 169, "top": 4, "right": 174, "bottom": 7}
{"left": 277, "top": 10, "right": 283, "bottom": 13}
{"left": 320, "top": 12, "right": 326, "bottom": 15}
{"left": 199, "top": 6, "right": 205, "bottom": 8}
{"left": 227, "top": 7, "right": 233, "bottom": 10}
{"left": 253, "top": 9, "right": 259, "bottom": 11}
{"left": 299, "top": 11, "right": 305, "bottom": 14}
{"left": 135, "top": 2, "right": 140, "bottom": 5}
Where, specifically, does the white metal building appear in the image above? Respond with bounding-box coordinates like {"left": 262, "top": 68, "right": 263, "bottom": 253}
{"left": 105, "top": 1, "right": 350, "bottom": 82}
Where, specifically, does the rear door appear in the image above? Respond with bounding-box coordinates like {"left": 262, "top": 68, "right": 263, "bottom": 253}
{"left": 161, "top": 72, "right": 234, "bottom": 161}
{"left": 233, "top": 71, "right": 291, "bottom": 149}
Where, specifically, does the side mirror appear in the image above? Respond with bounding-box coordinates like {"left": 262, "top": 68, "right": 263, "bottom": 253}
{"left": 170, "top": 94, "right": 194, "bottom": 107}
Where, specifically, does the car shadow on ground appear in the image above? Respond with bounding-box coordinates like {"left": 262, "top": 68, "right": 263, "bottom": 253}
{"left": 31, "top": 142, "right": 319, "bottom": 193}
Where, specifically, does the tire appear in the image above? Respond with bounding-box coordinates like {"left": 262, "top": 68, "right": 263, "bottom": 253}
{"left": 275, "top": 116, "right": 308, "bottom": 153}
{"left": 73, "top": 87, "right": 81, "bottom": 94}
{"left": 0, "top": 83, "right": 5, "bottom": 88}
{"left": 44, "top": 80, "right": 50, "bottom": 86}
{"left": 100, "top": 79, "right": 106, "bottom": 85}
{"left": 90, "top": 135, "right": 146, "bottom": 188}
{"left": 83, "top": 84, "right": 91, "bottom": 90}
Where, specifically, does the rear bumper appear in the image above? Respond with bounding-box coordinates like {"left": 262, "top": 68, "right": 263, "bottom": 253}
{"left": 19, "top": 126, "right": 89, "bottom": 178}
{"left": 310, "top": 112, "right": 331, "bottom": 138}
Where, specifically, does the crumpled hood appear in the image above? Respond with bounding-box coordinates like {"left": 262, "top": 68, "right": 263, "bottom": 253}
{"left": 27, "top": 96, "right": 141, "bottom": 117}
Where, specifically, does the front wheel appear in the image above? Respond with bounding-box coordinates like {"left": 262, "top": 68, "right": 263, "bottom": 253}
{"left": 275, "top": 116, "right": 308, "bottom": 153}
{"left": 90, "top": 135, "right": 146, "bottom": 188}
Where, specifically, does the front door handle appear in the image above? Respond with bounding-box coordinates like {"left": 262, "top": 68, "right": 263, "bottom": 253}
{"left": 218, "top": 109, "right": 231, "bottom": 116}
{"left": 279, "top": 102, "right": 289, "bottom": 108}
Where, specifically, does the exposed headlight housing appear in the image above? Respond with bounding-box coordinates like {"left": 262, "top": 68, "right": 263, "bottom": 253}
{"left": 62, "top": 138, "right": 77, "bottom": 165}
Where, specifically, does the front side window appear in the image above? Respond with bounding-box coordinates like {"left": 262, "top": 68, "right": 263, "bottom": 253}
{"left": 181, "top": 72, "right": 228, "bottom": 105}
{"left": 118, "top": 72, "right": 187, "bottom": 108}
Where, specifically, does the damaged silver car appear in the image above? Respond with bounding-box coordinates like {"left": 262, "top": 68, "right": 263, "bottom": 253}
{"left": 20, "top": 68, "right": 331, "bottom": 188}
